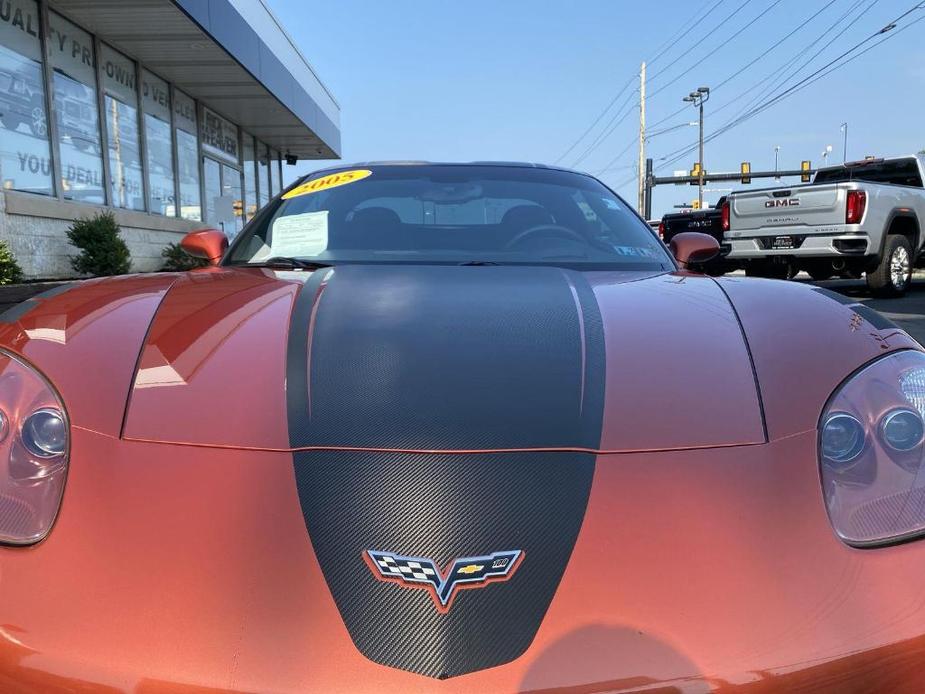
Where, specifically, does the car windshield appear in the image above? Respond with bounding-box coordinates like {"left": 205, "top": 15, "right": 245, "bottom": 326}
{"left": 226, "top": 164, "right": 672, "bottom": 270}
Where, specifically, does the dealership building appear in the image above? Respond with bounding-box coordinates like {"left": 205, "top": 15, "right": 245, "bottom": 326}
{"left": 0, "top": 0, "right": 340, "bottom": 278}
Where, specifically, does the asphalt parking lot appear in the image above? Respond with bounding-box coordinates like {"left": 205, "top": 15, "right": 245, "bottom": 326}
{"left": 798, "top": 271, "right": 925, "bottom": 345}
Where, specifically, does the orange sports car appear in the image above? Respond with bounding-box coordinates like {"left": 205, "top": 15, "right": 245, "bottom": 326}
{"left": 1, "top": 162, "right": 924, "bottom": 692}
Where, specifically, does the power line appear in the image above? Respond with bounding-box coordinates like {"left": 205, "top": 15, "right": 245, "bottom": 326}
{"left": 713, "top": 3, "right": 918, "bottom": 142}
{"left": 553, "top": 0, "right": 727, "bottom": 165}
{"left": 656, "top": 3, "right": 925, "bottom": 170}
{"left": 646, "top": 0, "right": 840, "bottom": 133}
{"left": 730, "top": 0, "right": 877, "bottom": 122}
{"left": 718, "top": 11, "right": 923, "bottom": 143}
{"left": 647, "top": 0, "right": 784, "bottom": 100}
{"left": 645, "top": 0, "right": 727, "bottom": 70}
{"left": 578, "top": 0, "right": 775, "bottom": 171}
{"left": 654, "top": 0, "right": 888, "bottom": 166}
{"left": 712, "top": 0, "right": 840, "bottom": 93}
{"left": 593, "top": 137, "right": 638, "bottom": 175}
{"left": 553, "top": 76, "right": 634, "bottom": 164}
{"left": 600, "top": 0, "right": 839, "bottom": 178}
{"left": 706, "top": 0, "right": 868, "bottom": 121}
{"left": 569, "top": 88, "right": 639, "bottom": 167}
{"left": 596, "top": 162, "right": 636, "bottom": 175}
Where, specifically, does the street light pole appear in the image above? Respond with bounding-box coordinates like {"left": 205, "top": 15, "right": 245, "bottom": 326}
{"left": 840, "top": 122, "right": 848, "bottom": 163}
{"left": 683, "top": 86, "right": 709, "bottom": 208}
{"left": 774, "top": 145, "right": 780, "bottom": 180}
{"left": 698, "top": 98, "right": 704, "bottom": 207}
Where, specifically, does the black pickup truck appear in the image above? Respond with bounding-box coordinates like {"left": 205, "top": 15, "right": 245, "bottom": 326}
{"left": 659, "top": 197, "right": 733, "bottom": 275}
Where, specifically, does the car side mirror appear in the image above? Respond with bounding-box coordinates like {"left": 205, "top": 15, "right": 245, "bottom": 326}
{"left": 669, "top": 232, "right": 720, "bottom": 269}
{"left": 180, "top": 229, "right": 228, "bottom": 266}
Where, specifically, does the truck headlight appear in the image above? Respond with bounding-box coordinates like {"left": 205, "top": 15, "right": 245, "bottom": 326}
{"left": 0, "top": 350, "right": 69, "bottom": 544}
{"left": 820, "top": 350, "right": 925, "bottom": 546}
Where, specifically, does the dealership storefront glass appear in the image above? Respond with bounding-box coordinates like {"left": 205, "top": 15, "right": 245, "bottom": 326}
{"left": 101, "top": 43, "right": 142, "bottom": 210}
{"left": 0, "top": 0, "right": 52, "bottom": 196}
{"left": 0, "top": 0, "right": 285, "bottom": 236}
{"left": 173, "top": 89, "right": 200, "bottom": 221}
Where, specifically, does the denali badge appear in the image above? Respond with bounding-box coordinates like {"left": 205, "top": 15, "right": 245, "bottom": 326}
{"left": 365, "top": 549, "right": 523, "bottom": 613}
{"left": 765, "top": 198, "right": 800, "bottom": 208}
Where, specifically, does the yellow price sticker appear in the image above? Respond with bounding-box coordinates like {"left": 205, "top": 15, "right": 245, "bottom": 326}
{"left": 282, "top": 169, "right": 373, "bottom": 199}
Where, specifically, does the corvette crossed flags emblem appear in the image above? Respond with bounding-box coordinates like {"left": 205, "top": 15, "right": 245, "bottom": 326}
{"left": 364, "top": 549, "right": 524, "bottom": 613}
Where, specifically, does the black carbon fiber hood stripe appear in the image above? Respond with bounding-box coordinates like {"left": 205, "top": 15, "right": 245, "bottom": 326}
{"left": 288, "top": 265, "right": 605, "bottom": 679}
{"left": 290, "top": 265, "right": 602, "bottom": 450}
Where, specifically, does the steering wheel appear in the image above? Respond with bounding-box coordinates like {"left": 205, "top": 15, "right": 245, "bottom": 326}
{"left": 503, "top": 224, "right": 587, "bottom": 250}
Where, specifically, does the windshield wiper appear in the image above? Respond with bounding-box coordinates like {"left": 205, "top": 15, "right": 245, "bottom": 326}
{"left": 458, "top": 260, "right": 501, "bottom": 266}
{"left": 238, "top": 257, "right": 334, "bottom": 270}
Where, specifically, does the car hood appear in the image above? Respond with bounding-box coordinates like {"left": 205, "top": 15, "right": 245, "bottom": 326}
{"left": 4, "top": 268, "right": 914, "bottom": 453}
{"left": 112, "top": 265, "right": 766, "bottom": 451}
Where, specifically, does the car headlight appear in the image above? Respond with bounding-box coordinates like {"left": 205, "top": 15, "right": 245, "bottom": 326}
{"left": 0, "top": 349, "right": 69, "bottom": 544}
{"left": 820, "top": 350, "right": 925, "bottom": 546}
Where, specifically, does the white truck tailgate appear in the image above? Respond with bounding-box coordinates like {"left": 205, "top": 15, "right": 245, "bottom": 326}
{"left": 731, "top": 185, "right": 843, "bottom": 232}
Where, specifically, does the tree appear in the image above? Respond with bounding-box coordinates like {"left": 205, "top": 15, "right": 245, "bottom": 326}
{"left": 0, "top": 241, "right": 23, "bottom": 285}
{"left": 66, "top": 212, "right": 131, "bottom": 277}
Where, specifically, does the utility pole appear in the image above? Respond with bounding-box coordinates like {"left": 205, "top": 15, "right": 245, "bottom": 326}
{"left": 683, "top": 86, "right": 709, "bottom": 208}
{"left": 637, "top": 62, "right": 646, "bottom": 215}
{"left": 840, "top": 122, "right": 848, "bottom": 162}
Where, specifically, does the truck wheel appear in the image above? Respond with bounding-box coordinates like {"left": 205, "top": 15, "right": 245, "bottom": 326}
{"left": 867, "top": 235, "right": 912, "bottom": 297}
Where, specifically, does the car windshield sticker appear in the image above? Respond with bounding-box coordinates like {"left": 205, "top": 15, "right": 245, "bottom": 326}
{"left": 270, "top": 211, "right": 329, "bottom": 257}
{"left": 613, "top": 245, "right": 658, "bottom": 258}
{"left": 282, "top": 169, "right": 373, "bottom": 199}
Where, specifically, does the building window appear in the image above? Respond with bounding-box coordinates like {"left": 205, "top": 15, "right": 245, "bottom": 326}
{"left": 141, "top": 69, "right": 173, "bottom": 215}
{"left": 200, "top": 106, "right": 238, "bottom": 165}
{"left": 257, "top": 141, "right": 270, "bottom": 204}
{"left": 48, "top": 12, "right": 104, "bottom": 204}
{"left": 173, "top": 89, "right": 199, "bottom": 221}
{"left": 269, "top": 148, "right": 280, "bottom": 198}
{"left": 0, "top": 0, "right": 52, "bottom": 195}
{"left": 100, "top": 44, "right": 142, "bottom": 210}
{"left": 203, "top": 156, "right": 220, "bottom": 227}
{"left": 242, "top": 133, "right": 257, "bottom": 221}
{"left": 223, "top": 163, "right": 242, "bottom": 236}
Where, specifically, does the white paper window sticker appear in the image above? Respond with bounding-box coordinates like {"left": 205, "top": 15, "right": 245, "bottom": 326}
{"left": 271, "top": 211, "right": 329, "bottom": 257}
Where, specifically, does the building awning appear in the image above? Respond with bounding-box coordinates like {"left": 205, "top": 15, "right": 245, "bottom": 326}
{"left": 50, "top": 0, "right": 341, "bottom": 159}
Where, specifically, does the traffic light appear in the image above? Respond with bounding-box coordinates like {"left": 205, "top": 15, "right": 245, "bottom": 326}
{"left": 740, "top": 161, "right": 751, "bottom": 184}
{"left": 691, "top": 200, "right": 701, "bottom": 210}
{"left": 690, "top": 162, "right": 702, "bottom": 185}
{"left": 801, "top": 160, "right": 812, "bottom": 183}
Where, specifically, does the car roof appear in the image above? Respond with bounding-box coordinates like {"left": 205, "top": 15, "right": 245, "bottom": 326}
{"left": 305, "top": 161, "right": 594, "bottom": 179}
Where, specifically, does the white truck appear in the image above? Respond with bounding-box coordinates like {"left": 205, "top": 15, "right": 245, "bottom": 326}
{"left": 724, "top": 154, "right": 925, "bottom": 296}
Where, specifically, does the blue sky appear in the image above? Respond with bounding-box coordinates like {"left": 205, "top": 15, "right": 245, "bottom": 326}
{"left": 271, "top": 0, "right": 925, "bottom": 217}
